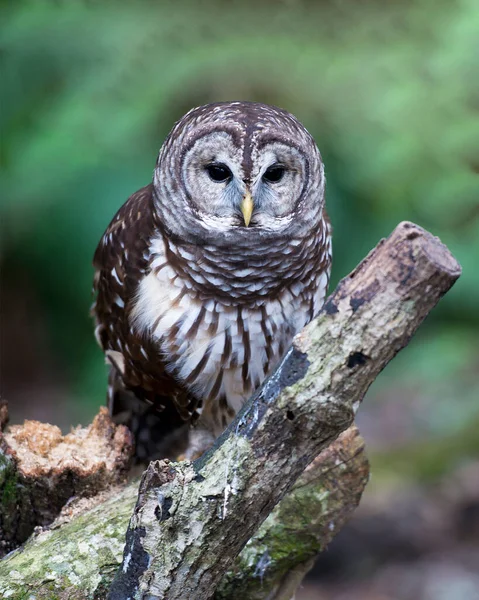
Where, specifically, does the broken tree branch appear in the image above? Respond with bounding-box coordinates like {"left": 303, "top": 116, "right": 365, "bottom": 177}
{"left": 0, "top": 221, "right": 460, "bottom": 600}
{"left": 0, "top": 426, "right": 367, "bottom": 599}
{"left": 107, "top": 221, "right": 460, "bottom": 599}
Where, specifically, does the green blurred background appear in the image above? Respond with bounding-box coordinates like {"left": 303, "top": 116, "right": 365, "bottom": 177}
{"left": 1, "top": 1, "right": 478, "bottom": 597}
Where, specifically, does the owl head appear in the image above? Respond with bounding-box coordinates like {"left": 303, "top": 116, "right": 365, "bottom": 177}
{"left": 153, "top": 102, "right": 325, "bottom": 246}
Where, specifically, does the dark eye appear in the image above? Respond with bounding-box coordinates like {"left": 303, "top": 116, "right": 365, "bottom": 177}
{"left": 263, "top": 165, "right": 285, "bottom": 183}
{"left": 206, "top": 163, "right": 232, "bottom": 182}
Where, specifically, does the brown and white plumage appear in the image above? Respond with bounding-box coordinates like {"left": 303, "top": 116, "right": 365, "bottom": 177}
{"left": 92, "top": 101, "right": 332, "bottom": 459}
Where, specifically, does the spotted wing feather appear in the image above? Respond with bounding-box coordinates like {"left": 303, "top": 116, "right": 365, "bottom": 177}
{"left": 92, "top": 185, "right": 196, "bottom": 455}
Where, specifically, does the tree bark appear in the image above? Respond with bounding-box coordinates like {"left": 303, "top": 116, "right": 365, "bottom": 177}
{"left": 0, "top": 426, "right": 367, "bottom": 599}
{"left": 0, "top": 221, "right": 461, "bottom": 600}
{"left": 108, "top": 221, "right": 460, "bottom": 599}
{"left": 214, "top": 426, "right": 368, "bottom": 600}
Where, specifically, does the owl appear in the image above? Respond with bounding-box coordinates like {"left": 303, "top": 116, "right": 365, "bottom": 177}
{"left": 92, "top": 101, "right": 331, "bottom": 460}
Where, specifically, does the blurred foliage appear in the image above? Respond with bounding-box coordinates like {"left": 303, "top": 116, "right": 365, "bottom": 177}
{"left": 1, "top": 1, "right": 478, "bottom": 478}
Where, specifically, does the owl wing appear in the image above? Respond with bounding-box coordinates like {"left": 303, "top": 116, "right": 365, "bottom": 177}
{"left": 92, "top": 184, "right": 196, "bottom": 457}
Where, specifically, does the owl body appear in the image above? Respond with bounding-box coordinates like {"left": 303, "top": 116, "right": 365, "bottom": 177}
{"left": 92, "top": 102, "right": 331, "bottom": 456}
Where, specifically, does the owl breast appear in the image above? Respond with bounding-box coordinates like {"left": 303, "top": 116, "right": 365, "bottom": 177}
{"left": 130, "top": 232, "right": 330, "bottom": 433}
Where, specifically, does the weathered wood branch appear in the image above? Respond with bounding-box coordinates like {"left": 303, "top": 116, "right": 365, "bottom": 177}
{"left": 0, "top": 221, "right": 460, "bottom": 599}
{"left": 0, "top": 426, "right": 367, "bottom": 599}
{"left": 106, "top": 221, "right": 460, "bottom": 599}
{"left": 214, "top": 426, "right": 369, "bottom": 600}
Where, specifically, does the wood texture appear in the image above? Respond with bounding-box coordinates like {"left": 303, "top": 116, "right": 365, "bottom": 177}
{"left": 108, "top": 221, "right": 461, "bottom": 599}
{"left": 0, "top": 221, "right": 461, "bottom": 600}
{"left": 0, "top": 408, "right": 133, "bottom": 556}
{"left": 0, "top": 426, "right": 368, "bottom": 599}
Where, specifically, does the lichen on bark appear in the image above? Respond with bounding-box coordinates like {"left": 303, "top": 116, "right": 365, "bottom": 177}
{"left": 0, "top": 428, "right": 367, "bottom": 600}
{"left": 0, "top": 222, "right": 461, "bottom": 600}
{"left": 108, "top": 222, "right": 460, "bottom": 599}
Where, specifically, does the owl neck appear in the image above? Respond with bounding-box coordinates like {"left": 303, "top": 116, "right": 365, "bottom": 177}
{"left": 150, "top": 214, "right": 329, "bottom": 305}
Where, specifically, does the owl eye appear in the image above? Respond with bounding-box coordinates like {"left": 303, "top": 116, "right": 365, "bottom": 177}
{"left": 263, "top": 165, "right": 285, "bottom": 183}
{"left": 206, "top": 163, "right": 232, "bottom": 182}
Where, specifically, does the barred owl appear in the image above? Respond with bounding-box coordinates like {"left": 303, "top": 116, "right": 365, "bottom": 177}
{"left": 92, "top": 101, "right": 332, "bottom": 460}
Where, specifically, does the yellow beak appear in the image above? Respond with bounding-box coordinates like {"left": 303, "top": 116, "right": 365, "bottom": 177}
{"left": 240, "top": 191, "right": 254, "bottom": 227}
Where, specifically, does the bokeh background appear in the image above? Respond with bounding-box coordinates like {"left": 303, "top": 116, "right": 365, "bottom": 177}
{"left": 1, "top": 1, "right": 478, "bottom": 598}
